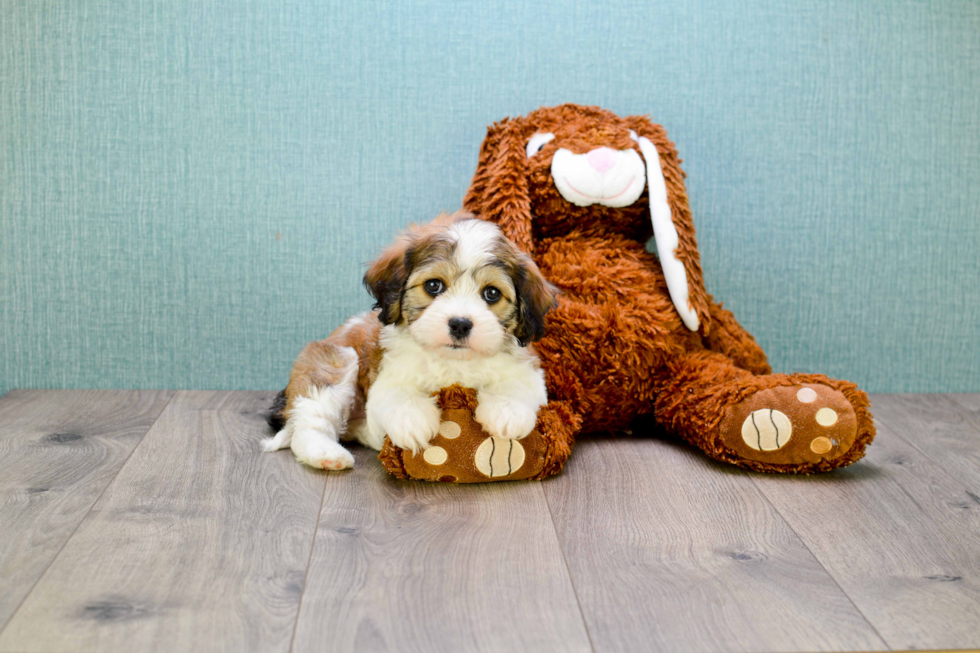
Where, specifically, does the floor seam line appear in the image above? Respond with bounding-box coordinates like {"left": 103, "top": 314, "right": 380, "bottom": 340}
{"left": 288, "top": 471, "right": 329, "bottom": 653}
{"left": 747, "top": 475, "right": 892, "bottom": 650}
{"left": 874, "top": 398, "right": 980, "bottom": 495}
{"left": 0, "top": 389, "right": 179, "bottom": 642}
{"left": 541, "top": 480, "right": 597, "bottom": 653}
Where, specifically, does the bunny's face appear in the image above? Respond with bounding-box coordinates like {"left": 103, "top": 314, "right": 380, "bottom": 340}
{"left": 512, "top": 108, "right": 654, "bottom": 243}
{"left": 464, "top": 104, "right": 708, "bottom": 332}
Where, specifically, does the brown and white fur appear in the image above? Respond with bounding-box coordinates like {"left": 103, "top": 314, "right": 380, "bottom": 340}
{"left": 263, "top": 211, "right": 558, "bottom": 470}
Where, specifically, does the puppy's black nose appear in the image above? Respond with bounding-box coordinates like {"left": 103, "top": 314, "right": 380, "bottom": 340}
{"left": 448, "top": 317, "right": 473, "bottom": 339}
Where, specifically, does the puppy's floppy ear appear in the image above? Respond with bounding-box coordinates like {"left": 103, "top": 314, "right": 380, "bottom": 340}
{"left": 512, "top": 253, "right": 559, "bottom": 347}
{"left": 463, "top": 118, "right": 534, "bottom": 254}
{"left": 363, "top": 235, "right": 411, "bottom": 325}
{"left": 626, "top": 114, "right": 711, "bottom": 334}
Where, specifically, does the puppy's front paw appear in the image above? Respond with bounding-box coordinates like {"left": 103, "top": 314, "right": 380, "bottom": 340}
{"left": 475, "top": 396, "right": 538, "bottom": 440}
{"left": 384, "top": 396, "right": 441, "bottom": 454}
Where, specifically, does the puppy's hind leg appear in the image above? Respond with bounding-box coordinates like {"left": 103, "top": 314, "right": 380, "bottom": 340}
{"left": 290, "top": 390, "right": 356, "bottom": 470}
{"left": 268, "top": 342, "right": 360, "bottom": 470}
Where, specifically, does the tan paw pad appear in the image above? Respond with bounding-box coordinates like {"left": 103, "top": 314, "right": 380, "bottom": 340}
{"left": 810, "top": 437, "right": 833, "bottom": 454}
{"left": 474, "top": 437, "right": 526, "bottom": 478}
{"left": 422, "top": 446, "right": 448, "bottom": 465}
{"left": 438, "top": 421, "right": 462, "bottom": 439}
{"left": 815, "top": 407, "right": 838, "bottom": 426}
{"left": 796, "top": 387, "right": 818, "bottom": 403}
{"left": 741, "top": 409, "right": 792, "bottom": 451}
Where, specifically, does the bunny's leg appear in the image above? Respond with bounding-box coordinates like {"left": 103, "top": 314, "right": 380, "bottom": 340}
{"left": 650, "top": 349, "right": 875, "bottom": 473}
{"left": 530, "top": 399, "right": 581, "bottom": 479}
{"left": 702, "top": 298, "right": 772, "bottom": 375}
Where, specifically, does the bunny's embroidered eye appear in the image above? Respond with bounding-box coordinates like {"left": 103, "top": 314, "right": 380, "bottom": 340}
{"left": 526, "top": 132, "right": 555, "bottom": 158}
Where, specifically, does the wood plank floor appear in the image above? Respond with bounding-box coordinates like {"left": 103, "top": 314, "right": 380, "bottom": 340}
{"left": 1, "top": 390, "right": 979, "bottom": 653}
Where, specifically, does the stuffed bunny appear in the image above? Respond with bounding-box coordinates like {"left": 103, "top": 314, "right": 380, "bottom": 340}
{"left": 461, "top": 104, "right": 874, "bottom": 473}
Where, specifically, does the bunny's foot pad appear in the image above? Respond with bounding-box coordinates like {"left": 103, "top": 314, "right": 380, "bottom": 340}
{"left": 717, "top": 377, "right": 874, "bottom": 473}
{"left": 378, "top": 386, "right": 574, "bottom": 483}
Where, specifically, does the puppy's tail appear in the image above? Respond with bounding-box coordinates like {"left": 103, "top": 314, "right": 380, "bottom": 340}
{"left": 261, "top": 420, "right": 293, "bottom": 452}
{"left": 265, "top": 389, "right": 288, "bottom": 433}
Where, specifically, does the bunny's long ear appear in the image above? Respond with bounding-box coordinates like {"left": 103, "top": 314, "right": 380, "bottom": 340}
{"left": 463, "top": 118, "right": 534, "bottom": 254}
{"left": 627, "top": 115, "right": 711, "bottom": 334}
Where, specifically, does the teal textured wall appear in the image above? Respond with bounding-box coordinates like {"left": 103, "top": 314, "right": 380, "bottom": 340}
{"left": 2, "top": 0, "right": 978, "bottom": 395}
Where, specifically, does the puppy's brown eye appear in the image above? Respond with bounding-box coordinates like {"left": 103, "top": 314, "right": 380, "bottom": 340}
{"left": 482, "top": 286, "right": 501, "bottom": 303}
{"left": 423, "top": 279, "right": 444, "bottom": 296}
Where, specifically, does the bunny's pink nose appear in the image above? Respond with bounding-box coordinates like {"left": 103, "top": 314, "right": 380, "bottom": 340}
{"left": 586, "top": 147, "right": 617, "bottom": 174}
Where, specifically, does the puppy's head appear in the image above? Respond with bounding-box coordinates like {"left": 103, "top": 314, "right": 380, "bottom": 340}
{"left": 364, "top": 211, "right": 558, "bottom": 357}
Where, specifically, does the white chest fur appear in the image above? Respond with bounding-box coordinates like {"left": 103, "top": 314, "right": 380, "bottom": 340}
{"left": 364, "top": 325, "right": 548, "bottom": 452}
{"left": 372, "top": 325, "right": 539, "bottom": 394}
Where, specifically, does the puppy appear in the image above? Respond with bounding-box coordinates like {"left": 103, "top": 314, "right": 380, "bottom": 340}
{"left": 263, "top": 211, "right": 558, "bottom": 470}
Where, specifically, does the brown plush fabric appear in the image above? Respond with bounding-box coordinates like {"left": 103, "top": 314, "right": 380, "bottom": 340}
{"left": 705, "top": 298, "right": 772, "bottom": 376}
{"left": 378, "top": 386, "right": 572, "bottom": 482}
{"left": 462, "top": 104, "right": 875, "bottom": 474}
